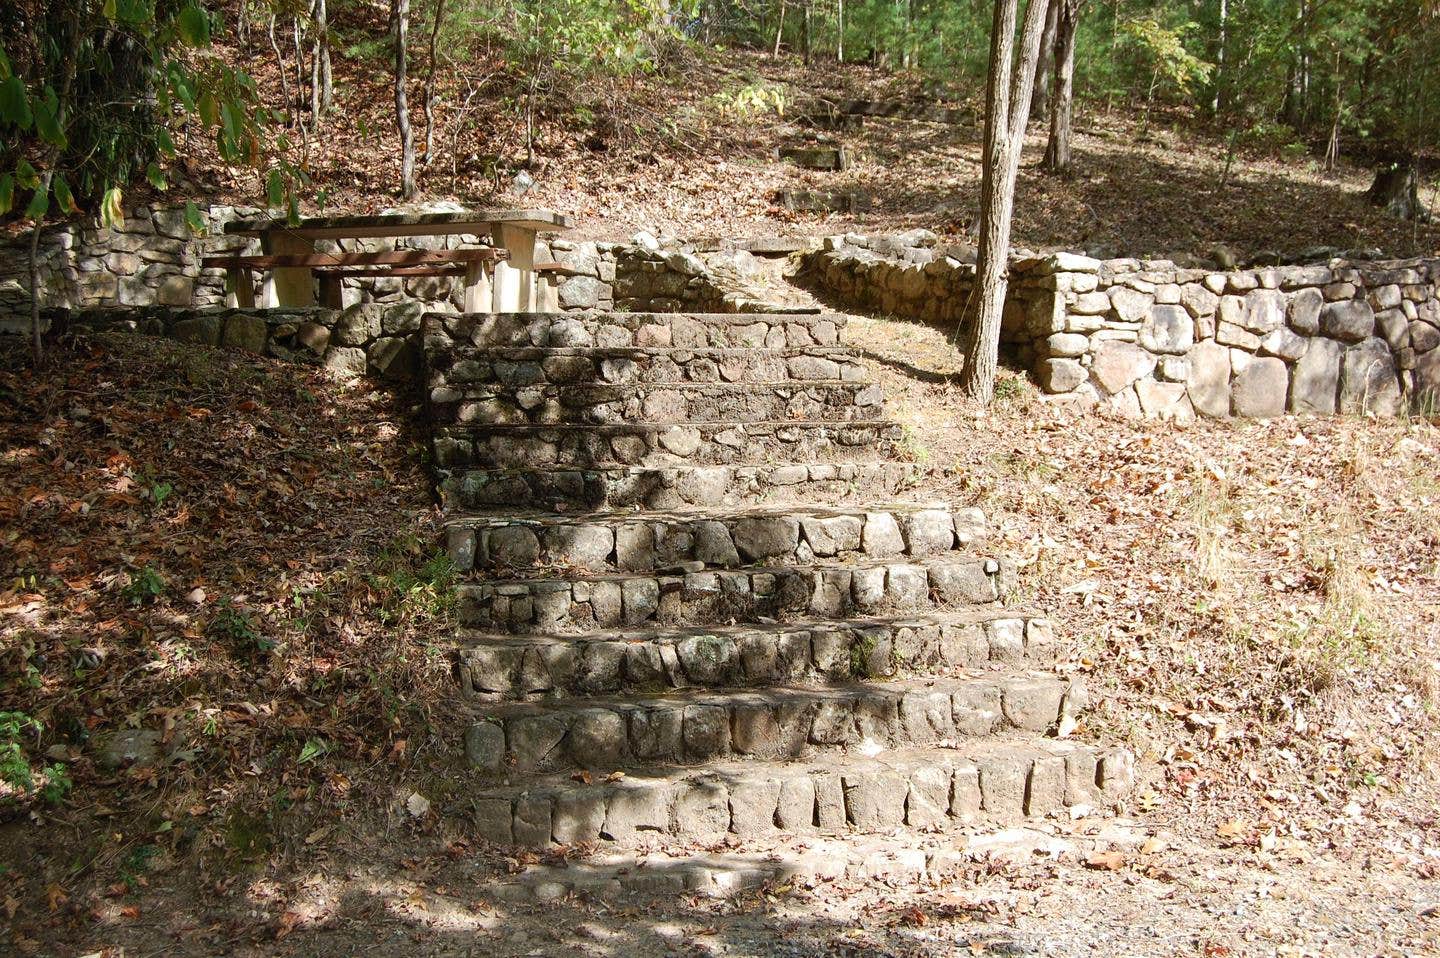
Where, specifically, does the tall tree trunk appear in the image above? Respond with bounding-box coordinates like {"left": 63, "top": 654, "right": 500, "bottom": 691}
{"left": 956, "top": 0, "right": 1050, "bottom": 405}
{"left": 311, "top": 0, "right": 332, "bottom": 122}
{"left": 1032, "top": 0, "right": 1059, "bottom": 120}
{"left": 1042, "top": 0, "right": 1077, "bottom": 173}
{"left": 423, "top": 0, "right": 446, "bottom": 164}
{"left": 1212, "top": 0, "right": 1227, "bottom": 113}
{"left": 268, "top": 14, "right": 293, "bottom": 123}
{"left": 393, "top": 0, "right": 416, "bottom": 199}
{"left": 774, "top": 0, "right": 786, "bottom": 55}
{"left": 836, "top": 0, "right": 844, "bottom": 61}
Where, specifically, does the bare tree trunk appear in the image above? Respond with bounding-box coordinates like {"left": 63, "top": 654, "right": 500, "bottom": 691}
{"left": 269, "top": 14, "right": 293, "bottom": 124}
{"left": 836, "top": 0, "right": 844, "bottom": 61}
{"left": 28, "top": 194, "right": 47, "bottom": 365}
{"left": 1042, "top": 0, "right": 1077, "bottom": 173}
{"left": 311, "top": 0, "right": 333, "bottom": 122}
{"left": 1212, "top": 0, "right": 1227, "bottom": 113}
{"left": 956, "top": 0, "right": 1050, "bottom": 405}
{"left": 423, "top": 0, "right": 447, "bottom": 164}
{"left": 1032, "top": 0, "right": 1058, "bottom": 120}
{"left": 774, "top": 0, "right": 787, "bottom": 55}
{"left": 393, "top": 0, "right": 417, "bottom": 199}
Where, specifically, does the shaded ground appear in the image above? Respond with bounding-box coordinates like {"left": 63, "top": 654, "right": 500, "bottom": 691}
{"left": 112, "top": 11, "right": 1440, "bottom": 259}
{"left": 3, "top": 326, "right": 1438, "bottom": 956}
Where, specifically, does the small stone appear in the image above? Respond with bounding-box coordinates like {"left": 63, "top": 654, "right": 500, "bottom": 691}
{"left": 731, "top": 516, "right": 800, "bottom": 561}
{"left": 1139, "top": 305, "right": 1193, "bottom": 354}
{"left": 861, "top": 512, "right": 906, "bottom": 557}
{"left": 1108, "top": 286, "right": 1152, "bottom": 323}
{"left": 1185, "top": 341, "right": 1231, "bottom": 417}
{"left": 1240, "top": 289, "right": 1286, "bottom": 334}
{"left": 1339, "top": 337, "right": 1402, "bottom": 415}
{"left": 1090, "top": 341, "right": 1157, "bottom": 395}
{"left": 1259, "top": 327, "right": 1307, "bottom": 361}
{"left": 1288, "top": 288, "right": 1323, "bottom": 334}
{"left": 1290, "top": 338, "right": 1342, "bottom": 414}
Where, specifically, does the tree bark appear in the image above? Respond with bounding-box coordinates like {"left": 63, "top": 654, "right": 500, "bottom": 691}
{"left": 1032, "top": 0, "right": 1059, "bottom": 120}
{"left": 393, "top": 0, "right": 416, "bottom": 199}
{"left": 311, "top": 0, "right": 333, "bottom": 122}
{"left": 1042, "top": 0, "right": 1077, "bottom": 173}
{"left": 956, "top": 0, "right": 1050, "bottom": 406}
{"left": 423, "top": 0, "right": 446, "bottom": 164}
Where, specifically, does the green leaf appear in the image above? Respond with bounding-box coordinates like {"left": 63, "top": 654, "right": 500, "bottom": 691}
{"left": 33, "top": 99, "right": 66, "bottom": 148}
{"left": 177, "top": 4, "right": 211, "bottom": 46}
{"left": 266, "top": 169, "right": 283, "bottom": 209}
{"left": 14, "top": 158, "right": 39, "bottom": 190}
{"left": 145, "top": 162, "right": 168, "bottom": 191}
{"left": 0, "top": 174, "right": 13, "bottom": 215}
{"left": 156, "top": 127, "right": 176, "bottom": 157}
{"left": 197, "top": 91, "right": 219, "bottom": 126}
{"left": 24, "top": 183, "right": 49, "bottom": 221}
{"left": 287, "top": 193, "right": 300, "bottom": 226}
{"left": 100, "top": 185, "right": 124, "bottom": 229}
{"left": 297, "top": 738, "right": 326, "bottom": 764}
{"left": 52, "top": 174, "right": 78, "bottom": 213}
{"left": 183, "top": 201, "right": 206, "bottom": 235}
{"left": 103, "top": 0, "right": 118, "bottom": 18}
{"left": 0, "top": 76, "right": 32, "bottom": 129}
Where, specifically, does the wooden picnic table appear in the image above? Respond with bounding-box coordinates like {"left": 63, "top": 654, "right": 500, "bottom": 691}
{"left": 219, "top": 208, "right": 574, "bottom": 312}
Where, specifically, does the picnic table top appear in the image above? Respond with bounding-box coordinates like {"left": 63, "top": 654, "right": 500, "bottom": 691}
{"left": 223, "top": 208, "right": 574, "bottom": 239}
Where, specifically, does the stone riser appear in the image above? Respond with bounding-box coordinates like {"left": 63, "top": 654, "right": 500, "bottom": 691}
{"left": 432, "top": 421, "right": 902, "bottom": 470}
{"left": 456, "top": 557, "right": 1012, "bottom": 634}
{"left": 436, "top": 462, "right": 928, "bottom": 512}
{"left": 428, "top": 346, "right": 870, "bottom": 389}
{"left": 455, "top": 614, "right": 1057, "bottom": 700}
{"left": 464, "top": 674, "right": 1083, "bottom": 776}
{"left": 447, "top": 504, "right": 986, "bottom": 576}
{"left": 431, "top": 311, "right": 846, "bottom": 351}
{"left": 432, "top": 381, "right": 884, "bottom": 428}
{"left": 467, "top": 744, "right": 1135, "bottom": 849}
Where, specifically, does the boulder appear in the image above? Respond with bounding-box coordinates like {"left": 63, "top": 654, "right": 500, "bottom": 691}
{"left": 1231, "top": 356, "right": 1288, "bottom": 417}
{"left": 222, "top": 314, "right": 269, "bottom": 353}
{"left": 1339, "top": 337, "right": 1402, "bottom": 415}
{"left": 1288, "top": 288, "right": 1323, "bottom": 334}
{"left": 1185, "top": 341, "right": 1231, "bottom": 417}
{"left": 1090, "top": 341, "right": 1157, "bottom": 395}
{"left": 1240, "top": 289, "right": 1286, "bottom": 334}
{"left": 1139, "top": 305, "right": 1194, "bottom": 354}
{"left": 1320, "top": 300, "right": 1375, "bottom": 341}
{"left": 1289, "top": 337, "right": 1342, "bottom": 414}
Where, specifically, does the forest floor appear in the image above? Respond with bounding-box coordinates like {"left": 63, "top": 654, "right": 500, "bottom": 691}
{"left": 2, "top": 318, "right": 1437, "bottom": 956}
{"left": 159, "top": 9, "right": 1440, "bottom": 259}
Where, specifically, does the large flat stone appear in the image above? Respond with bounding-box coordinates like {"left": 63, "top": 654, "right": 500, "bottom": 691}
{"left": 1185, "top": 341, "right": 1231, "bottom": 417}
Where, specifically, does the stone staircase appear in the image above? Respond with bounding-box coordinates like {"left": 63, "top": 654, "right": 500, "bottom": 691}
{"left": 421, "top": 309, "right": 1135, "bottom": 897}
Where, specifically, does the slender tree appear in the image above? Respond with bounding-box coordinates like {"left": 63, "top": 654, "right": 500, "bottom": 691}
{"left": 957, "top": 0, "right": 1051, "bottom": 405}
{"left": 1042, "top": 0, "right": 1080, "bottom": 173}
{"left": 393, "top": 0, "right": 417, "bottom": 198}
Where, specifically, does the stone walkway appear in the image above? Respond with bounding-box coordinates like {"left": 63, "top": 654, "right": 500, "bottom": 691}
{"left": 420, "top": 309, "right": 1136, "bottom": 897}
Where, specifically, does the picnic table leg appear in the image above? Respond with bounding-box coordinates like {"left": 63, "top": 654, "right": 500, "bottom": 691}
{"left": 463, "top": 261, "right": 493, "bottom": 313}
{"left": 260, "top": 233, "right": 316, "bottom": 308}
{"left": 491, "top": 224, "right": 536, "bottom": 312}
{"left": 226, "top": 267, "right": 256, "bottom": 308}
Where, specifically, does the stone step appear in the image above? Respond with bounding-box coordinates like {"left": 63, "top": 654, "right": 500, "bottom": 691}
{"left": 464, "top": 740, "right": 1135, "bottom": 850}
{"left": 432, "top": 419, "right": 902, "bottom": 470}
{"left": 435, "top": 461, "right": 928, "bottom": 512}
{"left": 426, "top": 311, "right": 848, "bottom": 352}
{"left": 445, "top": 502, "right": 986, "bottom": 576}
{"left": 456, "top": 554, "right": 1014, "bottom": 634}
{"left": 454, "top": 611, "right": 1057, "bottom": 701}
{"left": 427, "top": 345, "right": 870, "bottom": 388}
{"left": 462, "top": 672, "right": 1083, "bottom": 777}
{"left": 485, "top": 828, "right": 1085, "bottom": 900}
{"left": 430, "top": 380, "right": 885, "bottom": 428}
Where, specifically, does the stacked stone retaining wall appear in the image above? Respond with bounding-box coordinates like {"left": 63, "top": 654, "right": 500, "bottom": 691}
{"left": 800, "top": 235, "right": 1440, "bottom": 418}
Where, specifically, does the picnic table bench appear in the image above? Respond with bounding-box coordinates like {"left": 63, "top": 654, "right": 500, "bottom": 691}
{"left": 210, "top": 208, "right": 574, "bottom": 312}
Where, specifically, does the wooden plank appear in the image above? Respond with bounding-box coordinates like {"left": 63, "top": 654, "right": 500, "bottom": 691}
{"left": 201, "top": 248, "right": 508, "bottom": 270}
{"left": 227, "top": 266, "right": 256, "bottom": 308}
{"left": 463, "top": 261, "right": 493, "bottom": 312}
{"left": 223, "top": 209, "right": 574, "bottom": 239}
{"left": 325, "top": 266, "right": 467, "bottom": 278}
{"left": 262, "top": 232, "right": 314, "bottom": 308}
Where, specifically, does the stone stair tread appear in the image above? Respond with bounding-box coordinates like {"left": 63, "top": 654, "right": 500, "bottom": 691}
{"left": 463, "top": 739, "right": 1135, "bottom": 852}
{"left": 486, "top": 823, "right": 1102, "bottom": 899}
{"left": 458, "top": 549, "right": 1002, "bottom": 585}
{"left": 464, "top": 670, "right": 1073, "bottom": 721}
{"left": 445, "top": 345, "right": 863, "bottom": 358}
{"left": 436, "top": 460, "right": 929, "bottom": 511}
{"left": 444, "top": 500, "right": 963, "bottom": 527}
{"left": 453, "top": 610, "right": 1056, "bottom": 700}
{"left": 444, "top": 378, "right": 875, "bottom": 392}
{"left": 454, "top": 610, "right": 1027, "bottom": 648}
{"left": 438, "top": 417, "right": 899, "bottom": 433}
